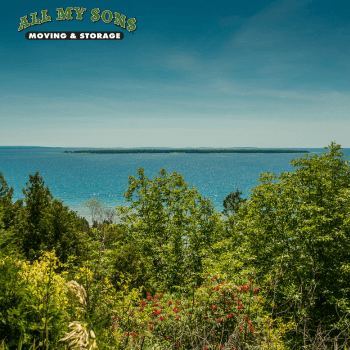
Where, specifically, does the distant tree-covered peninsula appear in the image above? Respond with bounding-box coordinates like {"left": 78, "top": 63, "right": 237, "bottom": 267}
{"left": 64, "top": 148, "right": 309, "bottom": 154}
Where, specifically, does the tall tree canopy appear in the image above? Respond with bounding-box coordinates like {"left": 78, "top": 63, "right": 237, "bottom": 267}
{"left": 17, "top": 172, "right": 89, "bottom": 262}
{"left": 115, "top": 168, "right": 224, "bottom": 292}
{"left": 226, "top": 142, "right": 350, "bottom": 343}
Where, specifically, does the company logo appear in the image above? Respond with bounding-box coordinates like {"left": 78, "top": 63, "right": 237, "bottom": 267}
{"left": 18, "top": 7, "right": 137, "bottom": 40}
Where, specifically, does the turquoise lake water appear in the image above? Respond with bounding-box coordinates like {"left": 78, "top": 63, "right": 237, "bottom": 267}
{"left": 1, "top": 147, "right": 349, "bottom": 220}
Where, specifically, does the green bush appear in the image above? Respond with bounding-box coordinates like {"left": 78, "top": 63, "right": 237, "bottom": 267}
{"left": 0, "top": 252, "right": 69, "bottom": 349}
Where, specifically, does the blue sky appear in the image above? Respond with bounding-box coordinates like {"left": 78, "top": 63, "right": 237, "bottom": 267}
{"left": 1, "top": 0, "right": 349, "bottom": 148}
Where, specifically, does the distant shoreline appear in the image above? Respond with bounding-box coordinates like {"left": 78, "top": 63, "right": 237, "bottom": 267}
{"left": 64, "top": 149, "right": 309, "bottom": 154}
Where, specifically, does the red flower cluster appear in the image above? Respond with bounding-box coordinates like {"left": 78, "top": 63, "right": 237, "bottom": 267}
{"left": 154, "top": 308, "right": 161, "bottom": 316}
{"left": 124, "top": 277, "right": 263, "bottom": 348}
{"left": 239, "top": 284, "right": 250, "bottom": 293}
{"left": 126, "top": 331, "right": 137, "bottom": 338}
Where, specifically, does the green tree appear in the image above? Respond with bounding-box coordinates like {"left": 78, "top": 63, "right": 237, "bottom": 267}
{"left": 19, "top": 172, "right": 53, "bottom": 260}
{"left": 115, "top": 168, "right": 224, "bottom": 293}
{"left": 47, "top": 199, "right": 91, "bottom": 264}
{"left": 107, "top": 224, "right": 153, "bottom": 293}
{"left": 0, "top": 172, "right": 13, "bottom": 205}
{"left": 222, "top": 187, "right": 247, "bottom": 216}
{"left": 17, "top": 172, "right": 90, "bottom": 263}
{"left": 0, "top": 172, "right": 16, "bottom": 230}
{"left": 228, "top": 142, "right": 350, "bottom": 346}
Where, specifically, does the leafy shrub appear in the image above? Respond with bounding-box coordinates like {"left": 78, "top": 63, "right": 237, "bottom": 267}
{"left": 0, "top": 251, "right": 69, "bottom": 349}
{"left": 63, "top": 271, "right": 292, "bottom": 350}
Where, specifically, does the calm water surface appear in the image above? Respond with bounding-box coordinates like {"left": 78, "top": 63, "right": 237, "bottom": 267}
{"left": 1, "top": 147, "right": 349, "bottom": 219}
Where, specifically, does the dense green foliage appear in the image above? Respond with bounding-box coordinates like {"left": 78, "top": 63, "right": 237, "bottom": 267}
{"left": 10, "top": 172, "right": 91, "bottom": 263}
{"left": 114, "top": 168, "right": 223, "bottom": 293}
{"left": 1, "top": 142, "right": 350, "bottom": 349}
{"left": 232, "top": 142, "right": 350, "bottom": 345}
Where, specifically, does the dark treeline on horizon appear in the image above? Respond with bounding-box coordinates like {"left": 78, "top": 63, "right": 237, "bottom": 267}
{"left": 64, "top": 149, "right": 309, "bottom": 154}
